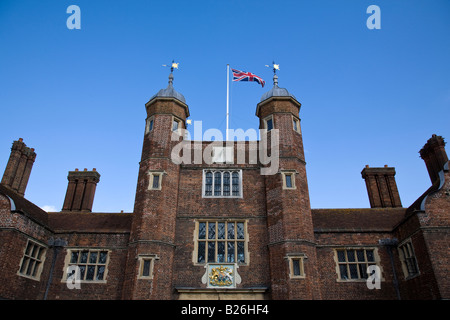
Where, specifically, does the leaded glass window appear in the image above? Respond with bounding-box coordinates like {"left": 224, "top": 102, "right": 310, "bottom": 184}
{"left": 196, "top": 221, "right": 247, "bottom": 264}
{"left": 66, "top": 249, "right": 109, "bottom": 282}
{"left": 18, "top": 240, "right": 46, "bottom": 280}
{"left": 148, "top": 171, "right": 163, "bottom": 190}
{"left": 336, "top": 248, "right": 378, "bottom": 280}
{"left": 203, "top": 170, "right": 242, "bottom": 198}
{"left": 288, "top": 256, "right": 305, "bottom": 278}
{"left": 205, "top": 172, "right": 213, "bottom": 196}
{"left": 138, "top": 254, "right": 157, "bottom": 279}
{"left": 398, "top": 241, "right": 419, "bottom": 278}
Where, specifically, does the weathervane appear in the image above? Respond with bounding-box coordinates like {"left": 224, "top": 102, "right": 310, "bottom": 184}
{"left": 265, "top": 61, "right": 280, "bottom": 86}
{"left": 162, "top": 60, "right": 179, "bottom": 85}
{"left": 162, "top": 60, "right": 179, "bottom": 73}
{"left": 265, "top": 61, "right": 280, "bottom": 75}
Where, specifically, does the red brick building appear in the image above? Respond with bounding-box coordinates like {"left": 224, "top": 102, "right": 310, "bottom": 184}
{"left": 0, "top": 73, "right": 448, "bottom": 300}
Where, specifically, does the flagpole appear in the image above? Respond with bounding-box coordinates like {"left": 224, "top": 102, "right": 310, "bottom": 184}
{"left": 226, "top": 64, "right": 230, "bottom": 141}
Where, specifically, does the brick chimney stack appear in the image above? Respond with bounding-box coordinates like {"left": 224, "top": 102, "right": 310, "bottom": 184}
{"left": 62, "top": 168, "right": 100, "bottom": 212}
{"left": 1, "top": 138, "right": 37, "bottom": 196}
{"left": 419, "top": 134, "right": 448, "bottom": 185}
{"left": 361, "top": 165, "right": 402, "bottom": 208}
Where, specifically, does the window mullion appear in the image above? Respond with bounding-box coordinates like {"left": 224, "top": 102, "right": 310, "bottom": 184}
{"left": 215, "top": 223, "right": 218, "bottom": 262}
{"left": 205, "top": 222, "right": 209, "bottom": 261}
{"left": 355, "top": 250, "right": 361, "bottom": 279}
{"left": 213, "top": 172, "right": 216, "bottom": 195}
{"left": 234, "top": 222, "right": 237, "bottom": 261}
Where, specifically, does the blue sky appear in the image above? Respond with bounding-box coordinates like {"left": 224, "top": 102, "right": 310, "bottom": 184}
{"left": 0, "top": 0, "right": 449, "bottom": 212}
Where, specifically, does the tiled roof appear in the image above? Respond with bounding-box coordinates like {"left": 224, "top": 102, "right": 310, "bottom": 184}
{"left": 312, "top": 207, "right": 406, "bottom": 232}
{"left": 48, "top": 211, "right": 132, "bottom": 233}
{"left": 0, "top": 183, "right": 48, "bottom": 226}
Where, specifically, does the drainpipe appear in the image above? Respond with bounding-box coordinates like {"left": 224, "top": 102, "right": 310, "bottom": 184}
{"left": 379, "top": 238, "right": 401, "bottom": 300}
{"left": 44, "top": 238, "right": 67, "bottom": 300}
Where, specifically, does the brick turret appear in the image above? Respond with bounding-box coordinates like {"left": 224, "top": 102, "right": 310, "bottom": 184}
{"left": 123, "top": 71, "right": 189, "bottom": 299}
{"left": 256, "top": 73, "right": 321, "bottom": 299}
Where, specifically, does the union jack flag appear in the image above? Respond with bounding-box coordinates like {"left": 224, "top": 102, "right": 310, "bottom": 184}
{"left": 231, "top": 68, "right": 265, "bottom": 88}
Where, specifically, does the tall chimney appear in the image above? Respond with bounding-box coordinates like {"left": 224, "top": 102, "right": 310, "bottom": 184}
{"left": 361, "top": 165, "right": 402, "bottom": 208}
{"left": 62, "top": 168, "right": 100, "bottom": 212}
{"left": 1, "top": 138, "right": 37, "bottom": 196}
{"left": 419, "top": 134, "right": 448, "bottom": 185}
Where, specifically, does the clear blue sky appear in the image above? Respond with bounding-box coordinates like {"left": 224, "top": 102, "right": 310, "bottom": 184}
{"left": 0, "top": 0, "right": 449, "bottom": 212}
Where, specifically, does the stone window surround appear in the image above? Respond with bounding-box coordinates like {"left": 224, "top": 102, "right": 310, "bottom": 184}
{"left": 292, "top": 115, "right": 301, "bottom": 134}
{"left": 263, "top": 115, "right": 274, "bottom": 131}
{"left": 286, "top": 253, "right": 307, "bottom": 279}
{"left": 192, "top": 219, "right": 249, "bottom": 266}
{"left": 281, "top": 170, "right": 298, "bottom": 190}
{"left": 333, "top": 247, "right": 384, "bottom": 282}
{"left": 61, "top": 248, "right": 111, "bottom": 284}
{"left": 17, "top": 239, "right": 47, "bottom": 281}
{"left": 172, "top": 115, "right": 182, "bottom": 131}
{"left": 145, "top": 115, "right": 155, "bottom": 134}
{"left": 137, "top": 254, "right": 159, "bottom": 280}
{"left": 148, "top": 170, "right": 165, "bottom": 191}
{"left": 202, "top": 169, "right": 243, "bottom": 198}
{"left": 398, "top": 239, "right": 420, "bottom": 280}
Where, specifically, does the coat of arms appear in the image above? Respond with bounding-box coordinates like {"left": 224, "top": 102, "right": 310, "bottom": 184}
{"left": 202, "top": 263, "right": 239, "bottom": 288}
{"left": 209, "top": 265, "right": 233, "bottom": 287}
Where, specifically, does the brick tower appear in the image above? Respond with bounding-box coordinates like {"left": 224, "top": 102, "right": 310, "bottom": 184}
{"left": 256, "top": 73, "right": 321, "bottom": 299}
{"left": 122, "top": 71, "right": 189, "bottom": 299}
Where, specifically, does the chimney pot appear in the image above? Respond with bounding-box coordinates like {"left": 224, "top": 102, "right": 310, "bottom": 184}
{"left": 361, "top": 166, "right": 402, "bottom": 208}
{"left": 1, "top": 138, "right": 36, "bottom": 196}
{"left": 62, "top": 169, "right": 101, "bottom": 212}
{"left": 419, "top": 134, "right": 448, "bottom": 185}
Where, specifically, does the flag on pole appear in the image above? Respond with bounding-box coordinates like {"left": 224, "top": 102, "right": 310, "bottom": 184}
{"left": 231, "top": 68, "right": 265, "bottom": 88}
